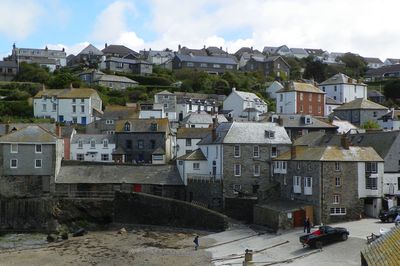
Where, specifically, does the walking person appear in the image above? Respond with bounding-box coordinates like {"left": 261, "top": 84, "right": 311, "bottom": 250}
{"left": 303, "top": 217, "right": 309, "bottom": 233}
{"left": 193, "top": 235, "right": 199, "bottom": 250}
{"left": 306, "top": 217, "right": 311, "bottom": 233}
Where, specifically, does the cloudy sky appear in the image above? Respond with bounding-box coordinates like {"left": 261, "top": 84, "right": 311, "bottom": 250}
{"left": 0, "top": 0, "right": 398, "bottom": 60}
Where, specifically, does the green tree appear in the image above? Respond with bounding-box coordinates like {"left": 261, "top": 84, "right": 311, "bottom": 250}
{"left": 383, "top": 79, "right": 400, "bottom": 99}
{"left": 48, "top": 71, "right": 81, "bottom": 89}
{"left": 338, "top": 53, "right": 368, "bottom": 78}
{"left": 361, "top": 120, "right": 380, "bottom": 129}
{"left": 15, "top": 62, "right": 50, "bottom": 84}
{"left": 303, "top": 57, "right": 327, "bottom": 82}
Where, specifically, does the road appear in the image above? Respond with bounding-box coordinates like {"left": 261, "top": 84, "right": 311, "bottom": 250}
{"left": 202, "top": 218, "right": 394, "bottom": 265}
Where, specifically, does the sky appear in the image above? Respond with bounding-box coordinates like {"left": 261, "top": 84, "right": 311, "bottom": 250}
{"left": 0, "top": 0, "right": 399, "bottom": 60}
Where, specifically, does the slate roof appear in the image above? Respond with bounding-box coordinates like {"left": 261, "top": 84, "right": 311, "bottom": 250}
{"left": 319, "top": 73, "right": 366, "bottom": 85}
{"left": 102, "top": 105, "right": 138, "bottom": 119}
{"left": 368, "top": 90, "right": 384, "bottom": 98}
{"left": 34, "top": 88, "right": 99, "bottom": 99}
{"left": 0, "top": 123, "right": 56, "bottom": 136}
{"left": 386, "top": 58, "right": 400, "bottom": 64}
{"left": 276, "top": 145, "right": 383, "bottom": 162}
{"left": 363, "top": 57, "right": 383, "bottom": 64}
{"left": 377, "top": 109, "right": 400, "bottom": 121}
{"left": 174, "top": 91, "right": 226, "bottom": 103}
{"left": 295, "top": 130, "right": 400, "bottom": 159}
{"left": 152, "top": 147, "right": 165, "bottom": 155}
{"left": 71, "top": 134, "right": 115, "bottom": 144}
{"left": 361, "top": 226, "right": 400, "bottom": 266}
{"left": 206, "top": 46, "right": 228, "bottom": 56}
{"left": 276, "top": 81, "right": 325, "bottom": 94}
{"left": 174, "top": 54, "right": 237, "bottom": 65}
{"left": 177, "top": 127, "right": 212, "bottom": 139}
{"left": 78, "top": 44, "right": 103, "bottom": 56}
{"left": 334, "top": 98, "right": 388, "bottom": 110}
{"left": 264, "top": 114, "right": 337, "bottom": 129}
{"left": 55, "top": 163, "right": 183, "bottom": 185}
{"left": 0, "top": 61, "right": 18, "bottom": 68}
{"left": 326, "top": 96, "right": 341, "bottom": 105}
{"left": 95, "top": 74, "right": 138, "bottom": 84}
{"left": 331, "top": 119, "right": 358, "bottom": 134}
{"left": 290, "top": 48, "right": 308, "bottom": 55}
{"left": 105, "top": 56, "right": 151, "bottom": 65}
{"left": 115, "top": 118, "right": 170, "bottom": 133}
{"left": 177, "top": 149, "right": 207, "bottom": 161}
{"left": 304, "top": 48, "right": 325, "bottom": 56}
{"left": 366, "top": 64, "right": 400, "bottom": 77}
{"left": 198, "top": 122, "right": 291, "bottom": 145}
{"left": 178, "top": 47, "right": 208, "bottom": 56}
{"left": 263, "top": 46, "right": 278, "bottom": 54}
{"left": 234, "top": 47, "right": 263, "bottom": 58}
{"left": 233, "top": 89, "right": 266, "bottom": 104}
{"left": 182, "top": 112, "right": 227, "bottom": 125}
{"left": 0, "top": 125, "right": 58, "bottom": 143}
{"left": 102, "top": 45, "right": 135, "bottom": 57}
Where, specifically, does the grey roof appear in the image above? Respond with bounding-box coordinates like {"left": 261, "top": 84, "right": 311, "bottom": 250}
{"left": 290, "top": 48, "right": 308, "bottom": 55}
{"left": 95, "top": 74, "right": 138, "bottom": 84}
{"left": 0, "top": 61, "right": 17, "bottom": 68}
{"left": 60, "top": 125, "right": 75, "bottom": 138}
{"left": 319, "top": 73, "right": 366, "bottom": 85}
{"left": 102, "top": 45, "right": 135, "bottom": 56}
{"left": 386, "top": 58, "right": 400, "bottom": 64}
{"left": 152, "top": 147, "right": 165, "bottom": 155}
{"left": 363, "top": 57, "right": 383, "bottom": 64}
{"left": 0, "top": 123, "right": 56, "bottom": 136}
{"left": 234, "top": 47, "right": 263, "bottom": 58}
{"left": 177, "top": 149, "right": 207, "bottom": 161}
{"left": 263, "top": 46, "right": 278, "bottom": 54}
{"left": 176, "top": 127, "right": 212, "bottom": 139}
{"left": 264, "top": 114, "right": 337, "bottom": 129}
{"left": 206, "top": 46, "right": 228, "bottom": 56}
{"left": 0, "top": 125, "right": 58, "bottom": 143}
{"left": 145, "top": 50, "right": 174, "bottom": 58}
{"left": 182, "top": 112, "right": 227, "bottom": 125}
{"left": 78, "top": 44, "right": 103, "bottom": 56}
{"left": 334, "top": 98, "right": 388, "bottom": 110}
{"left": 304, "top": 48, "right": 325, "bottom": 56}
{"left": 174, "top": 91, "right": 226, "bottom": 103}
{"left": 198, "top": 122, "right": 291, "bottom": 145}
{"left": 105, "top": 56, "right": 151, "bottom": 65}
{"left": 232, "top": 89, "right": 266, "bottom": 104}
{"left": 366, "top": 64, "right": 400, "bottom": 77}
{"left": 115, "top": 118, "right": 170, "bottom": 133}
{"left": 295, "top": 130, "right": 400, "bottom": 159}
{"left": 71, "top": 134, "right": 115, "bottom": 144}
{"left": 175, "top": 54, "right": 237, "bottom": 65}
{"left": 178, "top": 47, "right": 208, "bottom": 56}
{"left": 377, "top": 109, "right": 400, "bottom": 121}
{"left": 326, "top": 96, "right": 341, "bottom": 105}
{"left": 55, "top": 163, "right": 183, "bottom": 185}
{"left": 368, "top": 90, "right": 384, "bottom": 97}
{"left": 102, "top": 105, "right": 139, "bottom": 119}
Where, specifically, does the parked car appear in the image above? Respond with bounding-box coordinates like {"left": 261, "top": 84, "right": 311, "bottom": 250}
{"left": 379, "top": 206, "right": 400, "bottom": 223}
{"left": 300, "top": 225, "right": 349, "bottom": 248}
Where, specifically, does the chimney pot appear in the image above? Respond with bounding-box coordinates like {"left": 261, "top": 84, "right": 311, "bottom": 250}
{"left": 341, "top": 134, "right": 350, "bottom": 149}
{"left": 291, "top": 145, "right": 296, "bottom": 159}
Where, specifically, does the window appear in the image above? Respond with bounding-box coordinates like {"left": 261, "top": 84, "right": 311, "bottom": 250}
{"left": 10, "top": 159, "right": 17, "bottom": 168}
{"left": 300, "top": 105, "right": 303, "bottom": 112}
{"left": 72, "top": 117, "right": 77, "bottom": 124}
{"left": 81, "top": 106, "right": 85, "bottom": 113}
{"left": 253, "top": 145, "right": 260, "bottom": 158}
{"left": 10, "top": 144, "right": 18, "bottom": 153}
{"left": 124, "top": 122, "right": 131, "bottom": 132}
{"left": 318, "top": 106, "right": 322, "bottom": 113}
{"left": 293, "top": 176, "right": 301, "bottom": 193}
{"left": 185, "top": 150, "right": 192, "bottom": 154}
{"left": 42, "top": 104, "right": 47, "bottom": 111}
{"left": 366, "top": 162, "right": 377, "bottom": 173}
{"left": 308, "top": 93, "right": 312, "bottom": 101}
{"left": 101, "top": 154, "right": 109, "bottom": 161}
{"left": 333, "top": 194, "right": 340, "bottom": 204}
{"left": 304, "top": 177, "right": 312, "bottom": 195}
{"left": 233, "top": 184, "right": 242, "bottom": 194}
{"left": 300, "top": 93, "right": 303, "bottom": 101}
{"left": 52, "top": 103, "right": 57, "bottom": 112}
{"left": 254, "top": 164, "right": 260, "bottom": 176}
{"left": 309, "top": 105, "right": 312, "bottom": 113}
{"left": 126, "top": 140, "right": 132, "bottom": 149}
{"left": 106, "top": 120, "right": 114, "bottom": 125}
{"left": 35, "top": 144, "right": 42, "bottom": 153}
{"left": 150, "top": 140, "right": 156, "bottom": 149}
{"left": 186, "top": 139, "right": 192, "bottom": 146}
{"left": 366, "top": 176, "right": 378, "bottom": 190}
{"left": 193, "top": 163, "right": 200, "bottom": 170}
{"left": 234, "top": 145, "right": 240, "bottom": 157}
{"left": 164, "top": 103, "right": 168, "bottom": 109}
{"left": 81, "top": 98, "right": 84, "bottom": 103}
{"left": 265, "top": 130, "right": 275, "bottom": 139}
{"left": 334, "top": 85, "right": 337, "bottom": 92}
{"left": 90, "top": 139, "right": 96, "bottom": 149}
{"left": 77, "top": 153, "right": 84, "bottom": 161}
{"left": 271, "top": 147, "right": 277, "bottom": 157}
{"left": 318, "top": 94, "right": 321, "bottom": 102}
{"left": 330, "top": 207, "right": 346, "bottom": 216}
{"left": 234, "top": 164, "right": 241, "bottom": 176}
{"left": 138, "top": 140, "right": 144, "bottom": 149}
{"left": 200, "top": 63, "right": 207, "bottom": 68}
{"left": 187, "top": 62, "right": 194, "bottom": 67}
{"left": 335, "top": 162, "right": 340, "bottom": 171}
{"left": 213, "top": 64, "right": 221, "bottom": 68}
{"left": 297, "top": 162, "right": 301, "bottom": 170}
{"left": 280, "top": 94, "right": 283, "bottom": 102}
{"left": 35, "top": 159, "right": 42, "bottom": 168}
{"left": 335, "top": 176, "right": 341, "bottom": 187}
{"left": 226, "top": 65, "right": 234, "bottom": 69}
{"left": 103, "top": 139, "right": 108, "bottom": 148}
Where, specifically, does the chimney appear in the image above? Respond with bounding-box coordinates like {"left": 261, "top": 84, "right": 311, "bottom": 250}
{"left": 56, "top": 123, "right": 62, "bottom": 138}
{"left": 341, "top": 134, "right": 350, "bottom": 149}
{"left": 203, "top": 45, "right": 206, "bottom": 49}
{"left": 291, "top": 145, "right": 296, "bottom": 159}
{"left": 105, "top": 43, "right": 108, "bottom": 48}
{"left": 42, "top": 84, "right": 46, "bottom": 91}
{"left": 211, "top": 118, "right": 218, "bottom": 141}
{"left": 232, "top": 87, "right": 236, "bottom": 92}
{"left": 251, "top": 46, "right": 253, "bottom": 52}
{"left": 178, "top": 44, "right": 181, "bottom": 51}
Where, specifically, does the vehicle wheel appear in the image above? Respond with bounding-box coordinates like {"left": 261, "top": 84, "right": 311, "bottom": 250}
{"left": 341, "top": 233, "right": 348, "bottom": 241}
{"left": 315, "top": 241, "right": 323, "bottom": 249}
{"left": 388, "top": 217, "right": 394, "bottom": 223}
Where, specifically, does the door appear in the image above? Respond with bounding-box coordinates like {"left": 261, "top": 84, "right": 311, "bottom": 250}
{"left": 58, "top": 115, "right": 64, "bottom": 122}
{"left": 179, "top": 112, "right": 183, "bottom": 121}
{"left": 81, "top": 117, "right": 87, "bottom": 125}
{"left": 293, "top": 209, "right": 306, "bottom": 227}
{"left": 133, "top": 184, "right": 142, "bottom": 192}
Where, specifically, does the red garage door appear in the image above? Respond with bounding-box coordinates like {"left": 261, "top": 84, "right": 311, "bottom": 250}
{"left": 133, "top": 184, "right": 142, "bottom": 192}
{"left": 293, "top": 209, "right": 306, "bottom": 227}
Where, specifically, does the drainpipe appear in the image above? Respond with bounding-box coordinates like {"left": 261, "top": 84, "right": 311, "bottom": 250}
{"left": 320, "top": 162, "right": 324, "bottom": 225}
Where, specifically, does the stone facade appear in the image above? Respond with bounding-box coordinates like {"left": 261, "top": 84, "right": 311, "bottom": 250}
{"left": 333, "top": 109, "right": 388, "bottom": 126}
{"left": 186, "top": 178, "right": 223, "bottom": 211}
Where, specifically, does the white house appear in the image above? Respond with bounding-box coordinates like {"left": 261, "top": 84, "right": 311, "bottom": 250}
{"left": 318, "top": 73, "right": 367, "bottom": 104}
{"left": 176, "top": 149, "right": 209, "bottom": 185}
{"left": 33, "top": 87, "right": 103, "bottom": 125}
{"left": 266, "top": 81, "right": 283, "bottom": 99}
{"left": 377, "top": 109, "right": 400, "bottom": 130}
{"left": 325, "top": 96, "right": 342, "bottom": 116}
{"left": 139, "top": 103, "right": 165, "bottom": 119}
{"left": 176, "top": 127, "right": 211, "bottom": 158}
{"left": 70, "top": 134, "right": 115, "bottom": 162}
{"left": 363, "top": 57, "right": 384, "bottom": 69}
{"left": 181, "top": 112, "right": 227, "bottom": 128}
{"left": 223, "top": 88, "right": 267, "bottom": 121}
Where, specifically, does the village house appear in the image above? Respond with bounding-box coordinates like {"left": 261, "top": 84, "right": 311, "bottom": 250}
{"left": 101, "top": 57, "right": 153, "bottom": 76}
{"left": 70, "top": 134, "right": 115, "bottom": 162}
{"left": 79, "top": 70, "right": 138, "bottom": 90}
{"left": 365, "top": 64, "right": 400, "bottom": 81}
{"left": 273, "top": 143, "right": 384, "bottom": 224}
{"left": 0, "top": 125, "right": 63, "bottom": 196}
{"left": 181, "top": 111, "right": 227, "bottom": 128}
{"left": 276, "top": 81, "right": 325, "bottom": 116}
{"left": 223, "top": 88, "right": 267, "bottom": 121}
{"left": 33, "top": 86, "right": 103, "bottom": 125}
{"left": 367, "top": 90, "right": 385, "bottom": 104}
{"left": 139, "top": 103, "right": 165, "bottom": 119}
{"left": 332, "top": 98, "right": 388, "bottom": 126}
{"left": 384, "top": 58, "right": 400, "bottom": 66}
{"left": 68, "top": 44, "right": 103, "bottom": 67}
{"left": 141, "top": 49, "right": 175, "bottom": 67}
{"left": 377, "top": 109, "right": 400, "bottom": 130}
{"left": 234, "top": 47, "right": 264, "bottom": 68}
{"left": 325, "top": 96, "right": 342, "bottom": 116}
{"left": 290, "top": 48, "right": 309, "bottom": 59}
{"left": 318, "top": 73, "right": 367, "bottom": 104}
{"left": 114, "top": 118, "right": 174, "bottom": 164}
{"left": 101, "top": 44, "right": 139, "bottom": 58}
{"left": 176, "top": 127, "right": 212, "bottom": 158}
{"left": 363, "top": 57, "right": 384, "bottom": 69}
{"left": 0, "top": 61, "right": 18, "bottom": 81}
{"left": 266, "top": 81, "right": 284, "bottom": 99}
{"left": 172, "top": 54, "right": 238, "bottom": 74}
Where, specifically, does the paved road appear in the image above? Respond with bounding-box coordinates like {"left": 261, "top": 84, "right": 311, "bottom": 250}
{"left": 202, "top": 218, "right": 394, "bottom": 265}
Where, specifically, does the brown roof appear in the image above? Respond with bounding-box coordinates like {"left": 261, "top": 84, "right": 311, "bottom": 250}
{"left": 277, "top": 81, "right": 325, "bottom": 94}
{"left": 34, "top": 88, "right": 99, "bottom": 99}
{"left": 334, "top": 98, "right": 388, "bottom": 110}
{"left": 115, "top": 118, "right": 170, "bottom": 133}
{"left": 177, "top": 128, "right": 212, "bottom": 139}
{"left": 177, "top": 149, "right": 207, "bottom": 161}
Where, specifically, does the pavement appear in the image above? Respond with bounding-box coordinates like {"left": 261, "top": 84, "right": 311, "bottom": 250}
{"left": 201, "top": 218, "right": 395, "bottom": 266}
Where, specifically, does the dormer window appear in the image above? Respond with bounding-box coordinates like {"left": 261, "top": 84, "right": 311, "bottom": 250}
{"left": 150, "top": 122, "right": 158, "bottom": 131}
{"left": 124, "top": 122, "right": 131, "bottom": 132}
{"left": 304, "top": 115, "right": 312, "bottom": 125}
{"left": 265, "top": 130, "right": 275, "bottom": 139}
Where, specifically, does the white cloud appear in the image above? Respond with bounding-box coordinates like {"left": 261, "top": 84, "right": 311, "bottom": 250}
{"left": 90, "top": 1, "right": 144, "bottom": 51}
{"left": 0, "top": 0, "right": 43, "bottom": 39}
{"left": 46, "top": 42, "right": 90, "bottom": 56}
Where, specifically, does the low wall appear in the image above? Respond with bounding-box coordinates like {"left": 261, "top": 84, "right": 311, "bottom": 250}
{"left": 224, "top": 197, "right": 258, "bottom": 223}
{"left": 114, "top": 192, "right": 228, "bottom": 231}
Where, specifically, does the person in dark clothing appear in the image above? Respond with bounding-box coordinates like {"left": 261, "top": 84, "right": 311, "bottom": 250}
{"left": 306, "top": 218, "right": 311, "bottom": 233}
{"left": 304, "top": 217, "right": 309, "bottom": 233}
{"left": 193, "top": 235, "right": 199, "bottom": 250}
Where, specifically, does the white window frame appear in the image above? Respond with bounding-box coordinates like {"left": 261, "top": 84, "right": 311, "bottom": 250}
{"left": 10, "top": 159, "right": 17, "bottom": 168}
{"left": 293, "top": 176, "right": 301, "bottom": 193}
{"left": 254, "top": 164, "right": 260, "bottom": 176}
{"left": 335, "top": 176, "right": 341, "bottom": 187}
{"left": 333, "top": 194, "right": 340, "bottom": 204}
{"left": 35, "top": 159, "right": 42, "bottom": 168}
{"left": 271, "top": 147, "right": 277, "bottom": 158}
{"left": 193, "top": 163, "right": 200, "bottom": 170}
{"left": 10, "top": 144, "right": 18, "bottom": 153}
{"left": 330, "top": 207, "right": 346, "bottom": 216}
{"left": 90, "top": 139, "right": 96, "bottom": 149}
{"left": 234, "top": 145, "right": 240, "bottom": 158}
{"left": 78, "top": 140, "right": 83, "bottom": 149}
{"left": 304, "top": 176, "right": 312, "bottom": 195}
{"left": 233, "top": 184, "right": 241, "bottom": 194}
{"left": 335, "top": 162, "right": 340, "bottom": 171}
{"left": 81, "top": 105, "right": 85, "bottom": 113}
{"left": 253, "top": 145, "right": 260, "bottom": 158}
{"left": 234, "top": 164, "right": 241, "bottom": 176}
{"left": 103, "top": 139, "right": 108, "bottom": 148}
{"left": 77, "top": 153, "right": 84, "bottom": 161}
{"left": 101, "top": 154, "right": 109, "bottom": 161}
{"left": 35, "top": 144, "right": 42, "bottom": 153}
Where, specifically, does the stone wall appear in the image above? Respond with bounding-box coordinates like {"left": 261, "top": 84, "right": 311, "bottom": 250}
{"left": 0, "top": 175, "right": 50, "bottom": 197}
{"left": 114, "top": 192, "right": 228, "bottom": 231}
{"left": 186, "top": 178, "right": 223, "bottom": 211}
{"left": 224, "top": 197, "right": 258, "bottom": 223}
